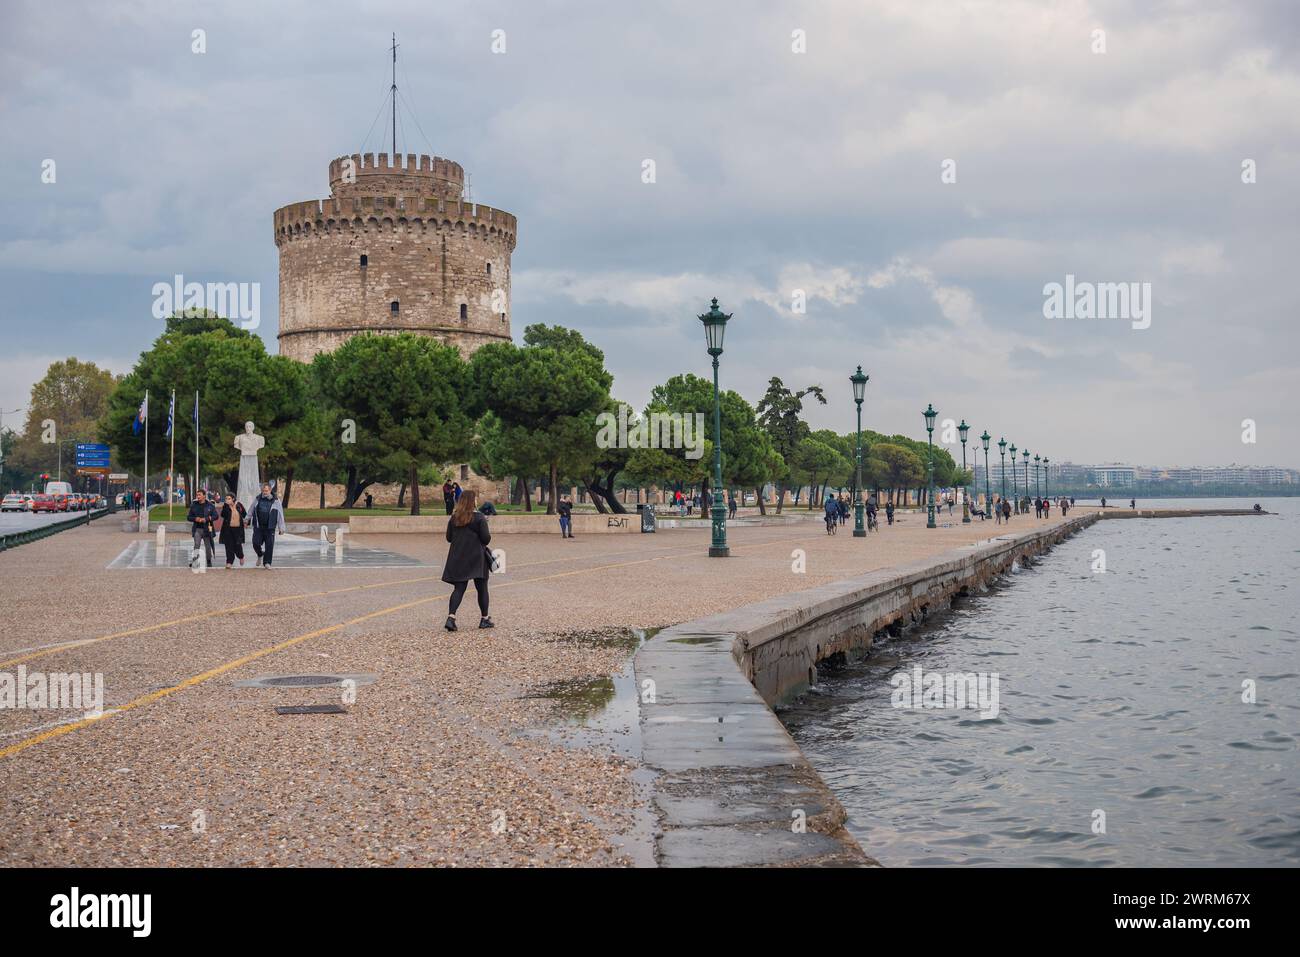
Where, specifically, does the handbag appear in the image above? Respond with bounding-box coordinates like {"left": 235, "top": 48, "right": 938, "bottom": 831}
{"left": 484, "top": 545, "right": 500, "bottom": 573}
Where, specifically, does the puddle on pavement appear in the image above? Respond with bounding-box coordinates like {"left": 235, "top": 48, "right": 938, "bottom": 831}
{"left": 521, "top": 625, "right": 662, "bottom": 867}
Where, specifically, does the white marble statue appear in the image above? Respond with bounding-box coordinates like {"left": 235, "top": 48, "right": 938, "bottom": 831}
{"left": 233, "top": 421, "right": 265, "bottom": 508}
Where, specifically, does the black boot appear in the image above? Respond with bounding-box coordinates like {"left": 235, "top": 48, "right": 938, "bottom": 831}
{"left": 479, "top": 617, "right": 495, "bottom": 629}
{"left": 444, "top": 615, "right": 457, "bottom": 632}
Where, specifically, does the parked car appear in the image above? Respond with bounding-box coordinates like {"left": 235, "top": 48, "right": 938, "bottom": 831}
{"left": 1, "top": 494, "right": 27, "bottom": 512}
{"left": 29, "top": 494, "right": 59, "bottom": 513}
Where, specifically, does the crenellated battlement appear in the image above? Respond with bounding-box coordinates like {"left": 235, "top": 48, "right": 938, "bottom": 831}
{"left": 273, "top": 195, "right": 517, "bottom": 247}
{"left": 329, "top": 152, "right": 464, "bottom": 200}
{"left": 275, "top": 147, "right": 517, "bottom": 364}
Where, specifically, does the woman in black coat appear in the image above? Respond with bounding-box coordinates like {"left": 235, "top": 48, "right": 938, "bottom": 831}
{"left": 443, "top": 489, "right": 493, "bottom": 631}
{"left": 219, "top": 494, "right": 247, "bottom": 569}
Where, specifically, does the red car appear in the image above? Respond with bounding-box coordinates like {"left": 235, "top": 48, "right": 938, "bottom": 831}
{"left": 30, "top": 494, "right": 59, "bottom": 513}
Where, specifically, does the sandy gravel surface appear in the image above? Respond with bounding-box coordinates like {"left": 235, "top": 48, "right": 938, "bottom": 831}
{"left": 0, "top": 506, "right": 1070, "bottom": 866}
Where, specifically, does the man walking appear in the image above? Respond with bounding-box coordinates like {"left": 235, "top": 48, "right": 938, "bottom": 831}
{"left": 557, "top": 495, "right": 574, "bottom": 538}
{"left": 250, "top": 482, "right": 286, "bottom": 568}
{"left": 186, "top": 489, "right": 217, "bottom": 568}
{"left": 442, "top": 480, "right": 455, "bottom": 515}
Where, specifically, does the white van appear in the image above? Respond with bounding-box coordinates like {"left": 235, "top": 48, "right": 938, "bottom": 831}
{"left": 44, "top": 481, "right": 73, "bottom": 496}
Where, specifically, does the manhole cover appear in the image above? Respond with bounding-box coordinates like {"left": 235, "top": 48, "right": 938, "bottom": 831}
{"left": 235, "top": 673, "right": 378, "bottom": 689}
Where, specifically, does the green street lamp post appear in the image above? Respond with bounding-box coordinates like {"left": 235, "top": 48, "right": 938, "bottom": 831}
{"left": 1043, "top": 457, "right": 1050, "bottom": 501}
{"left": 851, "top": 366, "right": 869, "bottom": 538}
{"left": 700, "top": 298, "right": 731, "bottom": 557}
{"left": 923, "top": 404, "right": 937, "bottom": 528}
{"left": 980, "top": 430, "right": 991, "bottom": 520}
{"left": 1022, "top": 448, "right": 1030, "bottom": 508}
{"left": 1009, "top": 443, "right": 1018, "bottom": 513}
{"left": 998, "top": 437, "right": 1007, "bottom": 511}
{"left": 958, "top": 419, "right": 971, "bottom": 524}
{"left": 1034, "top": 454, "right": 1041, "bottom": 499}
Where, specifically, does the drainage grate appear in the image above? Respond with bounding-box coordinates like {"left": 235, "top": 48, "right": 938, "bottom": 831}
{"left": 276, "top": 704, "right": 347, "bottom": 715}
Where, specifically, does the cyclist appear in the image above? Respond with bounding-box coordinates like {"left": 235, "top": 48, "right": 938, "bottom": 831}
{"left": 824, "top": 494, "right": 839, "bottom": 535}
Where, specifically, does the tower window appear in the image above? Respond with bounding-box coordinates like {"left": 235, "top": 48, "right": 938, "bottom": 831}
{"left": 459, "top": 303, "right": 467, "bottom": 321}
{"left": 500, "top": 313, "right": 506, "bottom": 323}
{"left": 360, "top": 254, "right": 368, "bottom": 267}
{"left": 391, "top": 301, "right": 399, "bottom": 314}
{"left": 486, "top": 262, "right": 491, "bottom": 275}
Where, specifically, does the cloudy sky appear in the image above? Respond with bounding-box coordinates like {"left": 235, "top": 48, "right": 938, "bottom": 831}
{"left": 3, "top": 0, "right": 1298, "bottom": 468}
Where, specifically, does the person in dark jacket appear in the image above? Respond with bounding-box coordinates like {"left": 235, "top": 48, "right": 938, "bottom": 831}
{"left": 442, "top": 480, "right": 455, "bottom": 515}
{"left": 249, "top": 483, "right": 286, "bottom": 568}
{"left": 557, "top": 495, "right": 574, "bottom": 538}
{"left": 219, "top": 494, "right": 247, "bottom": 568}
{"left": 186, "top": 489, "right": 217, "bottom": 568}
{"left": 478, "top": 499, "right": 498, "bottom": 516}
{"left": 443, "top": 489, "right": 493, "bottom": 631}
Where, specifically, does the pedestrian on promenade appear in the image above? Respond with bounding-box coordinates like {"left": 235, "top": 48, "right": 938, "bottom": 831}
{"left": 186, "top": 489, "right": 217, "bottom": 568}
{"left": 728, "top": 491, "right": 737, "bottom": 519}
{"left": 452, "top": 482, "right": 462, "bottom": 504}
{"left": 1043, "top": 498, "right": 1051, "bottom": 518}
{"left": 995, "top": 496, "right": 1003, "bottom": 524}
{"left": 1002, "top": 499, "right": 1012, "bottom": 522}
{"left": 443, "top": 489, "right": 493, "bottom": 632}
{"left": 442, "top": 480, "right": 455, "bottom": 515}
{"left": 557, "top": 495, "right": 574, "bottom": 538}
{"left": 1130, "top": 498, "right": 1136, "bottom": 510}
{"left": 219, "top": 494, "right": 247, "bottom": 568}
{"left": 250, "top": 482, "right": 285, "bottom": 569}
{"left": 838, "top": 494, "right": 849, "bottom": 525}
{"left": 885, "top": 500, "right": 895, "bottom": 525}
{"left": 1100, "top": 496, "right": 1107, "bottom": 509}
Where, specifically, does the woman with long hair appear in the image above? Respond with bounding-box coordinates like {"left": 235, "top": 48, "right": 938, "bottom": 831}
{"left": 442, "top": 489, "right": 493, "bottom": 631}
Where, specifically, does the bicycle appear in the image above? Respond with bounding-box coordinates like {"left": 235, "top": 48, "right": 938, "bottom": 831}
{"left": 825, "top": 512, "right": 837, "bottom": 535}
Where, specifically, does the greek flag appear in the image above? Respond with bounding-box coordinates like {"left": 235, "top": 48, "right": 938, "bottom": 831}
{"left": 132, "top": 394, "right": 147, "bottom": 436}
{"left": 165, "top": 392, "right": 175, "bottom": 439}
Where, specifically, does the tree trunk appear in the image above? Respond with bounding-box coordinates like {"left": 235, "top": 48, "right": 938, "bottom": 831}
{"left": 546, "top": 461, "right": 558, "bottom": 515}
{"left": 522, "top": 478, "right": 533, "bottom": 512}
{"left": 282, "top": 466, "right": 295, "bottom": 510}
{"left": 408, "top": 464, "right": 421, "bottom": 516}
{"left": 397, "top": 483, "right": 407, "bottom": 508}
{"left": 584, "top": 483, "right": 609, "bottom": 513}
{"left": 511, "top": 476, "right": 524, "bottom": 506}
{"left": 775, "top": 482, "right": 785, "bottom": 513}
{"left": 754, "top": 487, "right": 767, "bottom": 515}
{"left": 319, "top": 481, "right": 325, "bottom": 509}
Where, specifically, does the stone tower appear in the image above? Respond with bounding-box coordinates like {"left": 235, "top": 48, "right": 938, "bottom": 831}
{"left": 274, "top": 151, "right": 517, "bottom": 362}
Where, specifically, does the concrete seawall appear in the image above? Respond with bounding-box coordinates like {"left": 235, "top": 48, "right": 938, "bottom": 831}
{"left": 635, "top": 506, "right": 1266, "bottom": 866}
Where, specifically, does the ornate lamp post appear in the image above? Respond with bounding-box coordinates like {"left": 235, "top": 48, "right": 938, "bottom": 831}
{"left": 850, "top": 366, "right": 869, "bottom": 538}
{"left": 1008, "top": 443, "right": 1018, "bottom": 513}
{"left": 1034, "top": 454, "right": 1041, "bottom": 499}
{"left": 700, "top": 298, "right": 730, "bottom": 557}
{"left": 1022, "top": 448, "right": 1030, "bottom": 507}
{"left": 980, "top": 430, "right": 991, "bottom": 520}
{"left": 923, "top": 404, "right": 937, "bottom": 528}
{"left": 958, "top": 419, "right": 971, "bottom": 524}
{"left": 998, "top": 437, "right": 1007, "bottom": 511}
{"left": 1043, "top": 457, "right": 1050, "bottom": 501}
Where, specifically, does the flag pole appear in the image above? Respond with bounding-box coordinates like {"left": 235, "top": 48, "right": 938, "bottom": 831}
{"left": 194, "top": 390, "right": 200, "bottom": 502}
{"left": 168, "top": 389, "right": 176, "bottom": 520}
{"left": 142, "top": 389, "right": 149, "bottom": 531}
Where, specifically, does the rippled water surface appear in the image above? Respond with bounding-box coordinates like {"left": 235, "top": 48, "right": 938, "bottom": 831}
{"left": 780, "top": 498, "right": 1300, "bottom": 866}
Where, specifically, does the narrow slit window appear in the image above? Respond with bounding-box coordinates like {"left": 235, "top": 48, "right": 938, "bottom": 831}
{"left": 360, "top": 254, "right": 368, "bottom": 267}
{"left": 391, "top": 301, "right": 399, "bottom": 314}
{"left": 486, "top": 262, "right": 491, "bottom": 275}
{"left": 460, "top": 303, "right": 468, "bottom": 321}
